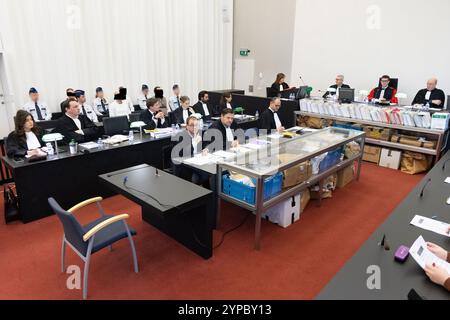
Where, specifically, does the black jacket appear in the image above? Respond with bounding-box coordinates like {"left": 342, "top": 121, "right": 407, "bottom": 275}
{"left": 322, "top": 84, "right": 351, "bottom": 98}
{"left": 55, "top": 114, "right": 100, "bottom": 144}
{"left": 270, "top": 82, "right": 289, "bottom": 97}
{"left": 412, "top": 88, "right": 446, "bottom": 109}
{"left": 259, "top": 108, "right": 282, "bottom": 133}
{"left": 6, "top": 130, "right": 44, "bottom": 158}
{"left": 172, "top": 107, "right": 194, "bottom": 126}
{"left": 139, "top": 110, "right": 168, "bottom": 130}
{"left": 205, "top": 120, "right": 238, "bottom": 151}
{"left": 193, "top": 101, "right": 213, "bottom": 120}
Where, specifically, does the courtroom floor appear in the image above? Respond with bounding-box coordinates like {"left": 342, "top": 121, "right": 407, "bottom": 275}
{"left": 0, "top": 163, "right": 423, "bottom": 300}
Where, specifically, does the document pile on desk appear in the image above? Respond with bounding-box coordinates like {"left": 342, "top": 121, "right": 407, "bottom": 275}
{"left": 103, "top": 135, "right": 129, "bottom": 145}
{"left": 79, "top": 142, "right": 100, "bottom": 150}
{"left": 147, "top": 128, "right": 174, "bottom": 138}
{"left": 299, "top": 99, "right": 439, "bottom": 129}
{"left": 410, "top": 236, "right": 450, "bottom": 273}
{"left": 410, "top": 215, "right": 450, "bottom": 237}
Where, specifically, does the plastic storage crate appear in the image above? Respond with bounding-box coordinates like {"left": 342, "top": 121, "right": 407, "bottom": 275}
{"left": 222, "top": 172, "right": 283, "bottom": 205}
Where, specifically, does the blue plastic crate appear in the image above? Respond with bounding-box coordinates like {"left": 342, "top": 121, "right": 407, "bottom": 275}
{"left": 222, "top": 172, "right": 283, "bottom": 205}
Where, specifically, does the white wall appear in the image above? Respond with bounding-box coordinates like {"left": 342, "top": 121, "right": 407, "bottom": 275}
{"left": 0, "top": 0, "right": 233, "bottom": 112}
{"left": 233, "top": 0, "right": 297, "bottom": 97}
{"left": 291, "top": 0, "right": 450, "bottom": 103}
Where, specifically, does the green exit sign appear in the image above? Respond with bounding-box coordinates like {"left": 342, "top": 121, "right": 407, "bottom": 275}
{"left": 240, "top": 49, "right": 250, "bottom": 57}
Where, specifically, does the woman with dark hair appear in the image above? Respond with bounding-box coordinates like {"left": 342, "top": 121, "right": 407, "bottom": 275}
{"left": 152, "top": 86, "right": 169, "bottom": 116}
{"left": 270, "top": 73, "right": 291, "bottom": 97}
{"left": 6, "top": 110, "right": 44, "bottom": 158}
{"left": 216, "top": 92, "right": 233, "bottom": 116}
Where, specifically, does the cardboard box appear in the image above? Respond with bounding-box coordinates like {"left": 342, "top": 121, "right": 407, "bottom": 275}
{"left": 263, "top": 194, "right": 301, "bottom": 228}
{"left": 300, "top": 189, "right": 310, "bottom": 213}
{"left": 310, "top": 174, "right": 337, "bottom": 200}
{"left": 363, "top": 146, "right": 382, "bottom": 163}
{"left": 278, "top": 154, "right": 312, "bottom": 189}
{"left": 390, "top": 134, "right": 436, "bottom": 150}
{"left": 379, "top": 148, "right": 402, "bottom": 170}
{"left": 337, "top": 165, "right": 354, "bottom": 188}
{"left": 363, "top": 126, "right": 393, "bottom": 141}
{"left": 431, "top": 113, "right": 450, "bottom": 130}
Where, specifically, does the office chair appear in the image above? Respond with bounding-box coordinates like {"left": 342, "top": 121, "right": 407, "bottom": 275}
{"left": 378, "top": 78, "right": 399, "bottom": 90}
{"left": 48, "top": 197, "right": 139, "bottom": 300}
{"left": 446, "top": 95, "right": 450, "bottom": 111}
{"left": 133, "top": 105, "right": 142, "bottom": 112}
{"left": 103, "top": 116, "right": 130, "bottom": 136}
{"left": 129, "top": 112, "right": 142, "bottom": 123}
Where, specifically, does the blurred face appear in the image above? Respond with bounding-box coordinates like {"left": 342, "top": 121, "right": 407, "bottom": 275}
{"left": 97, "top": 91, "right": 104, "bottom": 99}
{"left": 336, "top": 76, "right": 344, "bottom": 86}
{"left": 182, "top": 99, "right": 190, "bottom": 109}
{"left": 221, "top": 112, "right": 234, "bottom": 127}
{"left": 66, "top": 101, "right": 81, "bottom": 117}
{"left": 226, "top": 96, "right": 232, "bottom": 103}
{"left": 174, "top": 88, "right": 180, "bottom": 96}
{"left": 280, "top": 77, "right": 285, "bottom": 84}
{"left": 149, "top": 101, "right": 161, "bottom": 113}
{"left": 30, "top": 92, "right": 39, "bottom": 102}
{"left": 427, "top": 79, "right": 437, "bottom": 91}
{"left": 78, "top": 95, "right": 86, "bottom": 104}
{"left": 271, "top": 99, "right": 282, "bottom": 112}
{"left": 187, "top": 119, "right": 199, "bottom": 136}
{"left": 202, "top": 94, "right": 209, "bottom": 103}
{"left": 380, "top": 78, "right": 390, "bottom": 88}
{"left": 143, "top": 89, "right": 149, "bottom": 96}
{"left": 24, "top": 115, "right": 34, "bottom": 132}
{"left": 67, "top": 90, "right": 74, "bottom": 98}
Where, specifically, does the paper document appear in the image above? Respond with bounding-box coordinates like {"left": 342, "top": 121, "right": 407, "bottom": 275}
{"left": 79, "top": 142, "right": 100, "bottom": 150}
{"left": 410, "top": 236, "right": 450, "bottom": 273}
{"left": 410, "top": 215, "right": 450, "bottom": 237}
{"left": 184, "top": 154, "right": 221, "bottom": 166}
{"left": 213, "top": 150, "right": 236, "bottom": 160}
{"left": 445, "top": 177, "right": 450, "bottom": 184}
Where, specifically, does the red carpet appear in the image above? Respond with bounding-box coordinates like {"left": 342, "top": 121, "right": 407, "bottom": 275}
{"left": 0, "top": 163, "right": 423, "bottom": 300}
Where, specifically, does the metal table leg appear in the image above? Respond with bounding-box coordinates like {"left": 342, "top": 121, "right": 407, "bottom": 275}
{"left": 254, "top": 177, "right": 264, "bottom": 251}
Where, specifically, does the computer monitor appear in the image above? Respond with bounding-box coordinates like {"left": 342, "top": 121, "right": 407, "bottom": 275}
{"left": 103, "top": 116, "right": 130, "bottom": 136}
{"left": 339, "top": 88, "right": 355, "bottom": 104}
{"left": 296, "top": 86, "right": 309, "bottom": 100}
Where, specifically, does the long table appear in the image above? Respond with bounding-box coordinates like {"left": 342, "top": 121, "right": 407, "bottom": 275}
{"left": 317, "top": 150, "right": 450, "bottom": 300}
{"left": 3, "top": 134, "right": 172, "bottom": 223}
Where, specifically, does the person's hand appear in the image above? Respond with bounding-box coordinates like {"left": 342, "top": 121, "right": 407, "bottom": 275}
{"left": 277, "top": 126, "right": 286, "bottom": 133}
{"left": 202, "top": 149, "right": 209, "bottom": 156}
{"left": 427, "top": 242, "right": 448, "bottom": 261}
{"left": 189, "top": 107, "right": 195, "bottom": 114}
{"left": 27, "top": 149, "right": 39, "bottom": 157}
{"left": 432, "top": 100, "right": 442, "bottom": 106}
{"left": 425, "top": 264, "right": 450, "bottom": 286}
{"left": 231, "top": 140, "right": 239, "bottom": 148}
{"left": 155, "top": 112, "right": 165, "bottom": 119}
{"left": 75, "top": 130, "right": 84, "bottom": 135}
{"left": 193, "top": 135, "right": 202, "bottom": 145}
{"left": 380, "top": 98, "right": 387, "bottom": 103}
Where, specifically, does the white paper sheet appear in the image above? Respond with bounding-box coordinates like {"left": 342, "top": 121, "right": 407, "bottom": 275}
{"left": 184, "top": 154, "right": 221, "bottom": 166}
{"left": 445, "top": 177, "right": 450, "bottom": 184}
{"left": 410, "top": 215, "right": 450, "bottom": 237}
{"left": 410, "top": 236, "right": 450, "bottom": 273}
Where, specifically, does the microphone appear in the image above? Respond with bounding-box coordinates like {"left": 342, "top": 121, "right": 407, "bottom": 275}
{"left": 299, "top": 76, "right": 306, "bottom": 86}
{"left": 155, "top": 167, "right": 160, "bottom": 177}
{"left": 378, "top": 234, "right": 390, "bottom": 251}
{"left": 442, "top": 158, "right": 450, "bottom": 171}
{"left": 123, "top": 176, "right": 128, "bottom": 186}
{"left": 419, "top": 178, "right": 432, "bottom": 198}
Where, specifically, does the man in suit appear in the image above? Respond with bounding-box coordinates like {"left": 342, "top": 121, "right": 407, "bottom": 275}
{"left": 55, "top": 98, "right": 100, "bottom": 143}
{"left": 139, "top": 98, "right": 168, "bottom": 130}
{"left": 412, "top": 78, "right": 446, "bottom": 109}
{"left": 323, "top": 75, "right": 351, "bottom": 99}
{"left": 259, "top": 97, "right": 285, "bottom": 134}
{"left": 193, "top": 91, "right": 213, "bottom": 121}
{"left": 205, "top": 108, "right": 239, "bottom": 151}
{"left": 368, "top": 75, "right": 398, "bottom": 105}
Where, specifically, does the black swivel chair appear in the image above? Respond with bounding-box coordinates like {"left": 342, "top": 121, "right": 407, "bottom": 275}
{"left": 102, "top": 116, "right": 130, "bottom": 136}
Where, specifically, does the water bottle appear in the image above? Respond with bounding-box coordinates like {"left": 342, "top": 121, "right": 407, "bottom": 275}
{"left": 97, "top": 138, "right": 103, "bottom": 148}
{"left": 128, "top": 130, "right": 134, "bottom": 142}
{"left": 46, "top": 143, "right": 54, "bottom": 156}
{"left": 176, "top": 124, "right": 180, "bottom": 131}
{"left": 255, "top": 110, "right": 259, "bottom": 119}
{"left": 171, "top": 124, "right": 176, "bottom": 133}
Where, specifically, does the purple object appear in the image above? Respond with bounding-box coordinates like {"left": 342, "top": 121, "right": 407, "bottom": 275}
{"left": 395, "top": 245, "right": 410, "bottom": 263}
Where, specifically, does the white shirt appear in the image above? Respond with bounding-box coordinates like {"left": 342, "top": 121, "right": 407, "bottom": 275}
{"left": 379, "top": 87, "right": 387, "bottom": 100}
{"left": 190, "top": 132, "right": 202, "bottom": 155}
{"left": 66, "top": 113, "right": 83, "bottom": 133}
{"left": 23, "top": 101, "right": 51, "bottom": 121}
{"left": 225, "top": 126, "right": 234, "bottom": 142}
{"left": 137, "top": 94, "right": 149, "bottom": 110}
{"left": 270, "top": 107, "right": 283, "bottom": 129}
{"left": 280, "top": 85, "right": 284, "bottom": 92}
{"left": 109, "top": 101, "right": 132, "bottom": 118}
{"left": 202, "top": 103, "right": 210, "bottom": 116}
{"left": 425, "top": 91, "right": 432, "bottom": 100}
{"left": 25, "top": 131, "right": 41, "bottom": 150}
{"left": 93, "top": 97, "right": 109, "bottom": 114}
{"left": 226, "top": 103, "right": 232, "bottom": 110}
{"left": 169, "top": 96, "right": 181, "bottom": 112}
{"left": 183, "top": 109, "right": 189, "bottom": 123}
{"left": 79, "top": 104, "right": 98, "bottom": 123}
